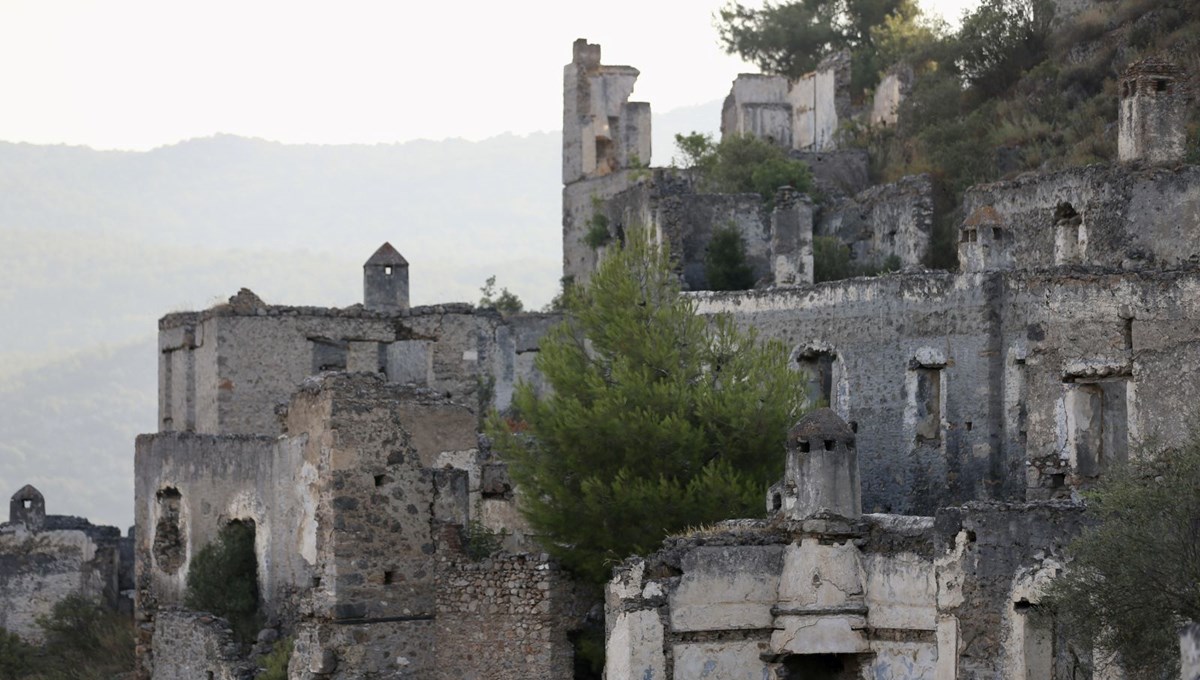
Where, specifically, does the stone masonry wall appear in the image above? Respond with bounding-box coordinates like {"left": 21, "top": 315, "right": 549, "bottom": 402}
{"left": 434, "top": 553, "right": 582, "bottom": 680}
{"left": 159, "top": 300, "right": 552, "bottom": 437}
{"left": 817, "top": 173, "right": 936, "bottom": 269}
{"left": 150, "top": 608, "right": 256, "bottom": 680}
{"left": 0, "top": 517, "right": 125, "bottom": 643}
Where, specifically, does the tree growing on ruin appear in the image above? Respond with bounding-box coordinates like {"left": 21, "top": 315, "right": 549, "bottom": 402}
{"left": 705, "top": 225, "right": 756, "bottom": 291}
{"left": 673, "top": 132, "right": 812, "bottom": 205}
{"left": 716, "top": 0, "right": 924, "bottom": 91}
{"left": 185, "top": 520, "right": 260, "bottom": 640}
{"left": 488, "top": 227, "right": 808, "bottom": 584}
{"left": 1042, "top": 441, "right": 1200, "bottom": 677}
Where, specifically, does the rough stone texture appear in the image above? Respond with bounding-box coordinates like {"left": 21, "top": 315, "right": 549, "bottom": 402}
{"left": 158, "top": 300, "right": 553, "bottom": 437}
{"left": 563, "top": 38, "right": 649, "bottom": 185}
{"left": 150, "top": 608, "right": 256, "bottom": 680}
{"left": 0, "top": 487, "right": 130, "bottom": 643}
{"left": 363, "top": 242, "right": 410, "bottom": 312}
{"left": 816, "top": 173, "right": 936, "bottom": 269}
{"left": 434, "top": 553, "right": 585, "bottom": 680}
{"left": 960, "top": 164, "right": 1200, "bottom": 273}
{"left": 1118, "top": 58, "right": 1190, "bottom": 165}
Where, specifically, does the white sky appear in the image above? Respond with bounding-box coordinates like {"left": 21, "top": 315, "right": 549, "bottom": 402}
{"left": 0, "top": 0, "right": 977, "bottom": 150}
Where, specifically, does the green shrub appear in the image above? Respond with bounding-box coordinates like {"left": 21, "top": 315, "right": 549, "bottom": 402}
{"left": 1042, "top": 441, "right": 1200, "bottom": 678}
{"left": 258, "top": 636, "right": 293, "bottom": 680}
{"left": 35, "top": 595, "right": 135, "bottom": 679}
{"left": 704, "top": 226, "right": 756, "bottom": 291}
{"left": 478, "top": 275, "right": 524, "bottom": 315}
{"left": 463, "top": 520, "right": 507, "bottom": 561}
{"left": 185, "top": 521, "right": 261, "bottom": 641}
{"left": 674, "top": 133, "right": 812, "bottom": 205}
{"left": 0, "top": 629, "right": 35, "bottom": 680}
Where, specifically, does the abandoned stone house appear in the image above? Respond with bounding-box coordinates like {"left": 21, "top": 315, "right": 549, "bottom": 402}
{"left": 0, "top": 484, "right": 133, "bottom": 642}
{"left": 7, "top": 33, "right": 1186, "bottom": 679}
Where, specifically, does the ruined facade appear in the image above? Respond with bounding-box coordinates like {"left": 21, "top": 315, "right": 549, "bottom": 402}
{"left": 0, "top": 485, "right": 133, "bottom": 642}
{"left": 135, "top": 253, "right": 585, "bottom": 679}
{"left": 123, "top": 38, "right": 1200, "bottom": 679}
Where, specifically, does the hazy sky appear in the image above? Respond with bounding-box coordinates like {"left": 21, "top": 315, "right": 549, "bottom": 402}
{"left": 1, "top": 0, "right": 977, "bottom": 150}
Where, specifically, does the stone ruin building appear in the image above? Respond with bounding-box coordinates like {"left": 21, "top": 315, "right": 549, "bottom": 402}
{"left": 0, "top": 36, "right": 1182, "bottom": 679}
{"left": 0, "top": 484, "right": 133, "bottom": 642}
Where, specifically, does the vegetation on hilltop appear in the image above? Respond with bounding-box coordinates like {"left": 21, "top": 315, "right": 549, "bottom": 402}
{"left": 718, "top": 0, "right": 1200, "bottom": 271}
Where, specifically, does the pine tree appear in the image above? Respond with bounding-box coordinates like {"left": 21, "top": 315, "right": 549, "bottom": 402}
{"left": 489, "top": 228, "right": 807, "bottom": 584}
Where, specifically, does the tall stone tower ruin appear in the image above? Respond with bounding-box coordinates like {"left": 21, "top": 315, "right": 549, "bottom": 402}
{"left": 1118, "top": 57, "right": 1190, "bottom": 165}
{"left": 562, "top": 38, "right": 651, "bottom": 183}
{"left": 363, "top": 242, "right": 409, "bottom": 311}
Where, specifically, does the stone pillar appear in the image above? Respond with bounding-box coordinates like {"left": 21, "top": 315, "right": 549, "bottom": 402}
{"left": 1118, "top": 58, "right": 1190, "bottom": 165}
{"left": 783, "top": 408, "right": 861, "bottom": 519}
{"left": 771, "top": 187, "right": 814, "bottom": 286}
{"left": 363, "top": 242, "right": 409, "bottom": 312}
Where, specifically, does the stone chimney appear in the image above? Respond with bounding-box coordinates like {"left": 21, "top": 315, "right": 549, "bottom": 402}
{"left": 1118, "top": 58, "right": 1190, "bottom": 165}
{"left": 363, "top": 242, "right": 409, "bottom": 312}
{"left": 781, "top": 408, "right": 861, "bottom": 519}
{"left": 9, "top": 484, "right": 46, "bottom": 531}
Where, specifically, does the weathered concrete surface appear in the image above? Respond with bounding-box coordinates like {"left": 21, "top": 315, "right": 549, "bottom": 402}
{"left": 669, "top": 545, "right": 783, "bottom": 632}
{"left": 1118, "top": 58, "right": 1189, "bottom": 165}
{"left": 1182, "top": 621, "right": 1200, "bottom": 680}
{"left": 604, "top": 609, "right": 665, "bottom": 680}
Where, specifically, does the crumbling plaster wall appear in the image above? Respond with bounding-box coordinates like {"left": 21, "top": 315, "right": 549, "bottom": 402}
{"left": 605, "top": 504, "right": 1086, "bottom": 680}
{"left": 0, "top": 517, "right": 124, "bottom": 643}
{"left": 817, "top": 173, "right": 936, "bottom": 269}
{"left": 159, "top": 303, "right": 550, "bottom": 438}
{"left": 693, "top": 274, "right": 1003, "bottom": 515}
{"left": 960, "top": 165, "right": 1200, "bottom": 272}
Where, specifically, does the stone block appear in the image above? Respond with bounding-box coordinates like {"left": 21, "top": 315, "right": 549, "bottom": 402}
{"left": 669, "top": 545, "right": 783, "bottom": 632}
{"left": 604, "top": 610, "right": 665, "bottom": 680}
{"left": 672, "top": 640, "right": 772, "bottom": 680}
{"left": 770, "top": 614, "right": 869, "bottom": 655}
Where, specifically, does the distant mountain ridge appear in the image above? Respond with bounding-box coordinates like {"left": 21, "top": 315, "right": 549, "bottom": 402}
{"left": 0, "top": 98, "right": 724, "bottom": 528}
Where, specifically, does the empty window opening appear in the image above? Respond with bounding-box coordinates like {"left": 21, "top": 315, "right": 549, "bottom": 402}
{"left": 384, "top": 266, "right": 393, "bottom": 276}
{"left": 153, "top": 488, "right": 185, "bottom": 575}
{"left": 374, "top": 474, "right": 389, "bottom": 487}
{"left": 310, "top": 337, "right": 348, "bottom": 373}
{"left": 781, "top": 653, "right": 862, "bottom": 679}
{"left": 960, "top": 229, "right": 978, "bottom": 244}
{"left": 992, "top": 227, "right": 1003, "bottom": 241}
{"left": 383, "top": 571, "right": 395, "bottom": 585}
{"left": 21, "top": 499, "right": 30, "bottom": 509}
{"left": 1123, "top": 317, "right": 1134, "bottom": 351}
{"left": 823, "top": 439, "right": 835, "bottom": 451}
{"left": 772, "top": 493, "right": 783, "bottom": 511}
{"left": 849, "top": 420, "right": 859, "bottom": 433}
{"left": 965, "top": 421, "right": 973, "bottom": 431}
{"left": 797, "top": 351, "right": 835, "bottom": 407}
{"left": 1155, "top": 78, "right": 1169, "bottom": 92}
{"left": 913, "top": 367, "right": 942, "bottom": 445}
{"left": 799, "top": 440, "right": 811, "bottom": 453}
{"left": 312, "top": 576, "right": 322, "bottom": 588}
{"left": 1066, "top": 378, "right": 1130, "bottom": 481}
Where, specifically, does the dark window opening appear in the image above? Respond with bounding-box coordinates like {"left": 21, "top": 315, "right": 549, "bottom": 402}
{"left": 374, "top": 474, "right": 388, "bottom": 487}
{"left": 772, "top": 493, "right": 783, "bottom": 511}
{"left": 383, "top": 571, "right": 395, "bottom": 585}
{"left": 913, "top": 367, "right": 942, "bottom": 445}
{"left": 960, "top": 229, "right": 978, "bottom": 244}
{"left": 992, "top": 227, "right": 1003, "bottom": 241}
{"left": 1155, "top": 78, "right": 1168, "bottom": 92}
{"left": 312, "top": 576, "right": 322, "bottom": 588}
{"left": 797, "top": 351, "right": 835, "bottom": 406}
{"left": 799, "top": 440, "right": 811, "bottom": 453}
{"left": 153, "top": 487, "right": 185, "bottom": 574}
{"left": 781, "top": 653, "right": 862, "bottom": 679}
{"left": 965, "top": 421, "right": 973, "bottom": 431}
{"left": 849, "top": 420, "right": 858, "bottom": 433}
{"left": 823, "top": 439, "right": 835, "bottom": 451}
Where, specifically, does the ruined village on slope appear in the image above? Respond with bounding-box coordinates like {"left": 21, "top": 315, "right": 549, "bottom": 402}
{"left": 5, "top": 10, "right": 1200, "bottom": 680}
